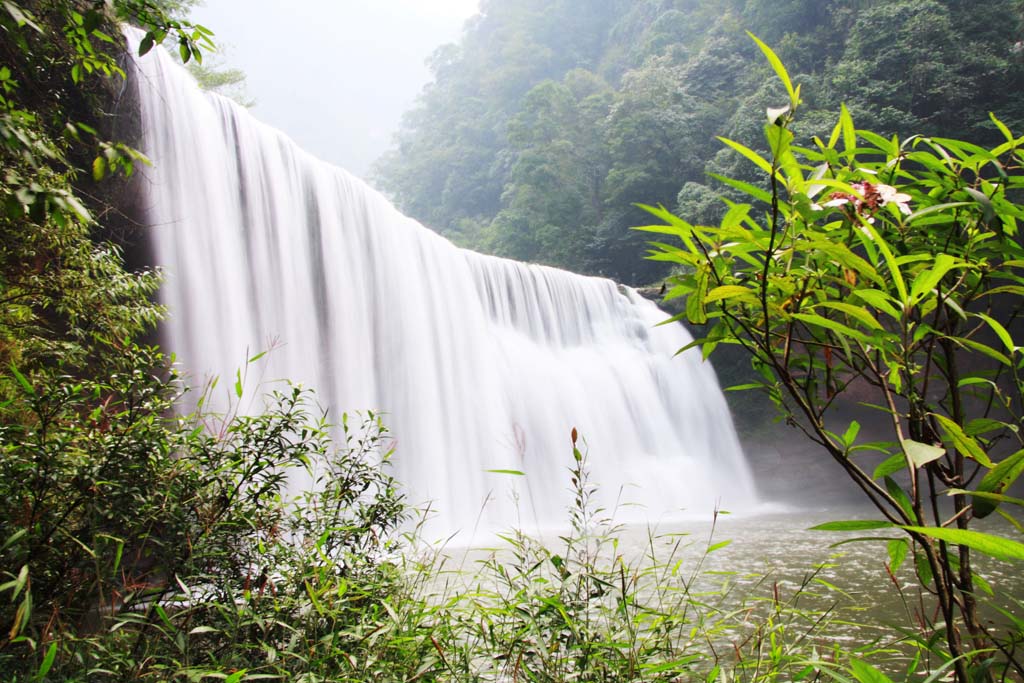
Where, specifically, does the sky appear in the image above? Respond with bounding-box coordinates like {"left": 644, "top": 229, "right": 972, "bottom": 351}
{"left": 189, "top": 0, "right": 479, "bottom": 179}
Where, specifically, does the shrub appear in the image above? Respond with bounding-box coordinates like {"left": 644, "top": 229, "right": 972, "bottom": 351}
{"left": 641, "top": 35, "right": 1024, "bottom": 682}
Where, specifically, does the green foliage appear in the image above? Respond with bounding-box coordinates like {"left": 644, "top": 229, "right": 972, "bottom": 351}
{"left": 0, "top": 348, "right": 408, "bottom": 680}
{"left": 375, "top": 0, "right": 1024, "bottom": 285}
{"left": 642, "top": 37, "right": 1024, "bottom": 682}
{"left": 412, "top": 431, "right": 883, "bottom": 683}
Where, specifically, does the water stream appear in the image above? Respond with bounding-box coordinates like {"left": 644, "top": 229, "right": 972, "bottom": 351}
{"left": 130, "top": 34, "right": 754, "bottom": 537}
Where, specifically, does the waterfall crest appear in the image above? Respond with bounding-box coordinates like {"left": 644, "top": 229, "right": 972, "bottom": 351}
{"left": 130, "top": 37, "right": 756, "bottom": 535}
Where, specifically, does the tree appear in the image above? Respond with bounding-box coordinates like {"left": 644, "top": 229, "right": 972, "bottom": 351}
{"left": 643, "top": 37, "right": 1024, "bottom": 682}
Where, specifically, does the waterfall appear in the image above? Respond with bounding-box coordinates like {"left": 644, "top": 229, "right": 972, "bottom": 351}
{"left": 129, "top": 37, "right": 756, "bottom": 536}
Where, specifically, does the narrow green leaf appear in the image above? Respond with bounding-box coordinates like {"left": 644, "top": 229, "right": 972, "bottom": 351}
{"left": 747, "top": 32, "right": 796, "bottom": 105}
{"left": 812, "top": 302, "right": 883, "bottom": 330}
{"left": 234, "top": 368, "right": 243, "bottom": 398}
{"left": 486, "top": 469, "right": 525, "bottom": 476}
{"left": 37, "top": 642, "right": 57, "bottom": 679}
{"left": 861, "top": 222, "right": 907, "bottom": 305}
{"left": 810, "top": 520, "right": 893, "bottom": 532}
{"left": 707, "top": 172, "right": 772, "bottom": 204}
{"left": 909, "top": 254, "right": 960, "bottom": 305}
{"left": 991, "top": 112, "right": 1014, "bottom": 143}
{"left": 974, "top": 449, "right": 1024, "bottom": 518}
{"left": 884, "top": 476, "right": 913, "bottom": 519}
{"left": 950, "top": 489, "right": 1024, "bottom": 508}
{"left": 9, "top": 364, "right": 33, "bottom": 396}
{"left": 791, "top": 313, "right": 872, "bottom": 344}
{"left": 842, "top": 421, "right": 860, "bottom": 447}
{"left": 975, "top": 312, "right": 1017, "bottom": 355}
{"left": 704, "top": 285, "right": 756, "bottom": 304}
{"left": 840, "top": 104, "right": 856, "bottom": 156}
{"left": 850, "top": 657, "right": 895, "bottom": 683}
{"left": 902, "top": 526, "right": 1024, "bottom": 562}
{"left": 887, "top": 539, "right": 908, "bottom": 572}
{"left": 717, "top": 136, "right": 773, "bottom": 175}
{"left": 851, "top": 289, "right": 901, "bottom": 319}
{"left": 930, "top": 413, "right": 994, "bottom": 468}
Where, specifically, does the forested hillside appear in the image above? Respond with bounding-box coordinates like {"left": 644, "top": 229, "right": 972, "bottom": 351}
{"left": 373, "top": 0, "right": 1024, "bottom": 285}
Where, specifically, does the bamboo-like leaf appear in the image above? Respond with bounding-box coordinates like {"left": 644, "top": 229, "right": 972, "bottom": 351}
{"left": 975, "top": 312, "right": 1017, "bottom": 355}
{"left": 851, "top": 289, "right": 901, "bottom": 319}
{"left": 791, "top": 313, "right": 872, "bottom": 344}
{"left": 950, "top": 489, "right": 1024, "bottom": 508}
{"left": 704, "top": 285, "right": 757, "bottom": 304}
{"left": 812, "top": 302, "right": 883, "bottom": 330}
{"left": 860, "top": 222, "right": 908, "bottom": 305}
{"left": 973, "top": 449, "right": 1024, "bottom": 517}
{"left": 810, "top": 520, "right": 893, "bottom": 531}
{"left": 717, "top": 136, "right": 773, "bottom": 175}
{"left": 850, "top": 657, "right": 895, "bottom": 683}
{"left": 37, "top": 642, "right": 57, "bottom": 679}
{"left": 887, "top": 539, "right": 908, "bottom": 572}
{"left": 747, "top": 32, "right": 797, "bottom": 105}
{"left": 840, "top": 105, "right": 857, "bottom": 156}
{"left": 930, "top": 413, "right": 994, "bottom": 468}
{"left": 708, "top": 172, "right": 772, "bottom": 204}
{"left": 902, "top": 526, "right": 1024, "bottom": 562}
{"left": 909, "top": 253, "right": 960, "bottom": 305}
{"left": 9, "top": 364, "right": 33, "bottom": 395}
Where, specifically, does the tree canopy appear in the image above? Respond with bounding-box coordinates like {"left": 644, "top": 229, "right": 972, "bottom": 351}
{"left": 374, "top": 0, "right": 1024, "bottom": 285}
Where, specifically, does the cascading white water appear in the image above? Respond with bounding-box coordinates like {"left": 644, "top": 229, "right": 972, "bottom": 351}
{"left": 129, "top": 36, "right": 756, "bottom": 536}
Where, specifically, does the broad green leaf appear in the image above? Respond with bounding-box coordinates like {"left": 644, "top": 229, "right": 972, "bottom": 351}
{"left": 901, "top": 439, "right": 945, "bottom": 468}
{"left": 138, "top": 33, "right": 155, "bottom": 56}
{"left": 810, "top": 520, "right": 893, "bottom": 531}
{"left": 902, "top": 526, "right": 1024, "bottom": 562}
{"left": 974, "top": 449, "right": 1024, "bottom": 518}
{"left": 930, "top": 413, "right": 994, "bottom": 468}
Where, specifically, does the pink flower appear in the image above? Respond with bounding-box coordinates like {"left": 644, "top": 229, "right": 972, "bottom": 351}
{"left": 815, "top": 181, "right": 911, "bottom": 220}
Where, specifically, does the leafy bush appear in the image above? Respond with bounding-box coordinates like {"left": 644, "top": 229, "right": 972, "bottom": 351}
{"left": 641, "top": 35, "right": 1024, "bottom": 682}
{"left": 0, "top": 347, "right": 409, "bottom": 681}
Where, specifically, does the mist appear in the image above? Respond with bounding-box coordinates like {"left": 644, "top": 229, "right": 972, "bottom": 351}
{"left": 188, "top": 0, "right": 479, "bottom": 178}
